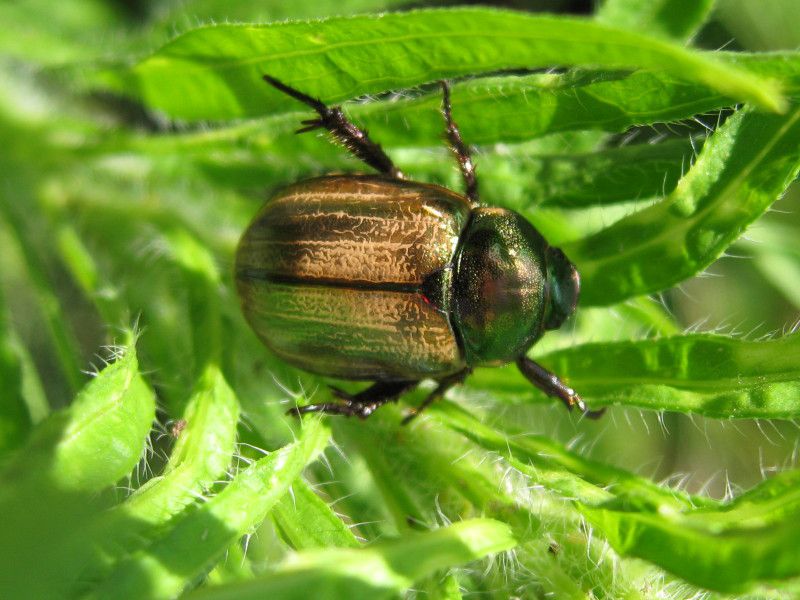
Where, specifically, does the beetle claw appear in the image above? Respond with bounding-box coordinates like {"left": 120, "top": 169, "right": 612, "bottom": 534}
{"left": 328, "top": 385, "right": 353, "bottom": 401}
{"left": 296, "top": 119, "right": 324, "bottom": 134}
{"left": 286, "top": 403, "right": 322, "bottom": 417}
{"left": 581, "top": 404, "right": 607, "bottom": 420}
{"left": 573, "top": 396, "right": 606, "bottom": 419}
{"left": 400, "top": 409, "right": 419, "bottom": 425}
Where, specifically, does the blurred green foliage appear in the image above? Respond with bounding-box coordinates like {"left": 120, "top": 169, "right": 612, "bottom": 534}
{"left": 0, "top": 0, "right": 799, "bottom": 598}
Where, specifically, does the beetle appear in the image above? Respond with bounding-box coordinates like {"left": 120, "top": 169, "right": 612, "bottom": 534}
{"left": 235, "top": 75, "right": 601, "bottom": 422}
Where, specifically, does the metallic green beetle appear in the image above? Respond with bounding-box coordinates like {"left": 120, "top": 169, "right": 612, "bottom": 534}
{"left": 236, "top": 76, "right": 599, "bottom": 422}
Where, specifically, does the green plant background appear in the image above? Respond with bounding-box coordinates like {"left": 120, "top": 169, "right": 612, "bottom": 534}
{"left": 1, "top": 0, "right": 800, "bottom": 598}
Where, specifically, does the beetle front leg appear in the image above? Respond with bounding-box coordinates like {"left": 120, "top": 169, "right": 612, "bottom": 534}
{"left": 402, "top": 368, "right": 472, "bottom": 424}
{"left": 263, "top": 75, "right": 403, "bottom": 179}
{"left": 287, "top": 380, "right": 418, "bottom": 420}
{"left": 440, "top": 81, "right": 479, "bottom": 205}
{"left": 516, "top": 356, "right": 605, "bottom": 419}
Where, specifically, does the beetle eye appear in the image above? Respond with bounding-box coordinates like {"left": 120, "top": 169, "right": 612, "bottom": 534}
{"left": 544, "top": 247, "right": 580, "bottom": 330}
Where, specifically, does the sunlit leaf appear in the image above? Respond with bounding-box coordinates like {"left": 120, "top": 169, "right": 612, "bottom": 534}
{"left": 187, "top": 519, "right": 515, "bottom": 600}
{"left": 0, "top": 340, "right": 154, "bottom": 493}
{"left": 580, "top": 468, "right": 800, "bottom": 592}
{"left": 438, "top": 403, "right": 800, "bottom": 591}
{"left": 472, "top": 332, "right": 800, "bottom": 418}
{"left": 272, "top": 478, "right": 360, "bottom": 550}
{"left": 104, "top": 9, "right": 784, "bottom": 120}
{"left": 567, "top": 104, "right": 800, "bottom": 305}
{"left": 88, "top": 419, "right": 329, "bottom": 600}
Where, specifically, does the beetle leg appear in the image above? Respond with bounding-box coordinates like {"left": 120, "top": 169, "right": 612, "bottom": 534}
{"left": 263, "top": 75, "right": 403, "bottom": 179}
{"left": 516, "top": 356, "right": 605, "bottom": 419}
{"left": 288, "top": 401, "right": 376, "bottom": 419}
{"left": 402, "top": 368, "right": 472, "bottom": 425}
{"left": 439, "top": 81, "right": 479, "bottom": 205}
{"left": 287, "top": 380, "right": 418, "bottom": 419}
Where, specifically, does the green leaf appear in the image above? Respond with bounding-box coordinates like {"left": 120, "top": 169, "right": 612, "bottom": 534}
{"left": 56, "top": 224, "right": 128, "bottom": 327}
{"left": 105, "top": 9, "right": 784, "bottom": 120}
{"left": 335, "top": 407, "right": 628, "bottom": 599}
{"left": 378, "top": 139, "right": 697, "bottom": 210}
{"left": 727, "top": 51, "right": 800, "bottom": 96}
{"left": 421, "top": 573, "right": 463, "bottom": 600}
{"left": 580, "top": 467, "right": 800, "bottom": 592}
{"left": 335, "top": 418, "right": 430, "bottom": 531}
{"left": 88, "top": 418, "right": 330, "bottom": 600}
{"left": 4, "top": 5, "right": 800, "bottom": 597}
{"left": 272, "top": 477, "right": 360, "bottom": 550}
{"left": 0, "top": 341, "right": 156, "bottom": 599}
{"left": 205, "top": 541, "right": 254, "bottom": 587}
{"left": 14, "top": 363, "right": 240, "bottom": 597}
{"left": 186, "top": 519, "right": 515, "bottom": 600}
{"left": 511, "top": 138, "right": 698, "bottom": 209}
{"left": 0, "top": 286, "right": 28, "bottom": 456}
{"left": 472, "top": 333, "right": 800, "bottom": 418}
{"left": 596, "top": 0, "right": 715, "bottom": 40}
{"left": 0, "top": 116, "right": 85, "bottom": 395}
{"left": 434, "top": 402, "right": 704, "bottom": 509}
{"left": 108, "top": 363, "right": 239, "bottom": 526}
{"left": 566, "top": 104, "right": 800, "bottom": 306}
{"left": 343, "top": 52, "right": 800, "bottom": 148}
{"left": 749, "top": 222, "right": 800, "bottom": 310}
{"left": 347, "top": 51, "right": 800, "bottom": 151}
{"left": 149, "top": 0, "right": 413, "bottom": 29}
{"left": 0, "top": 0, "right": 123, "bottom": 64}
{"left": 438, "top": 403, "right": 800, "bottom": 592}
{"left": 0, "top": 340, "right": 155, "bottom": 493}
{"left": 162, "top": 227, "right": 223, "bottom": 372}
{"left": 98, "top": 52, "right": 800, "bottom": 167}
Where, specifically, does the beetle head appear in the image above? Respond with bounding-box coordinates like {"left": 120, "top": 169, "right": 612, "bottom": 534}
{"left": 543, "top": 246, "right": 580, "bottom": 331}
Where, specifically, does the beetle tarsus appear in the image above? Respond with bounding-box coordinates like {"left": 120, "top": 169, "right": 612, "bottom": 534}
{"left": 516, "top": 356, "right": 604, "bottom": 419}
{"left": 263, "top": 74, "right": 403, "bottom": 179}
{"left": 288, "top": 380, "right": 419, "bottom": 420}
{"left": 440, "top": 81, "right": 479, "bottom": 205}
{"left": 287, "top": 401, "right": 374, "bottom": 419}
{"left": 329, "top": 381, "right": 418, "bottom": 405}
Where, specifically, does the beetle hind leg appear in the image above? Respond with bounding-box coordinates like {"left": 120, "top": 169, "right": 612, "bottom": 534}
{"left": 402, "top": 368, "right": 471, "bottom": 424}
{"left": 516, "top": 356, "right": 605, "bottom": 419}
{"left": 263, "top": 75, "right": 403, "bottom": 179}
{"left": 287, "top": 380, "right": 418, "bottom": 420}
{"left": 439, "top": 81, "right": 479, "bottom": 205}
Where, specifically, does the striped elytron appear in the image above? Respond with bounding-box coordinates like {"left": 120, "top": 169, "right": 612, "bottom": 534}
{"left": 235, "top": 76, "right": 598, "bottom": 421}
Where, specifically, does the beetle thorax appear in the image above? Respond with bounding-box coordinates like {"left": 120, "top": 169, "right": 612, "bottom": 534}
{"left": 452, "top": 207, "right": 550, "bottom": 366}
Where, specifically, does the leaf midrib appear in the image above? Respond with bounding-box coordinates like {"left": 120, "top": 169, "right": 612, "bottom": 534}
{"left": 574, "top": 105, "right": 800, "bottom": 272}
